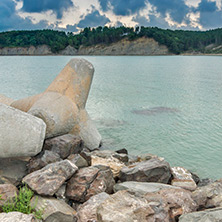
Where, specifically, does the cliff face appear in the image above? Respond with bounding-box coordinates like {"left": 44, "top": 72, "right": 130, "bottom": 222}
{"left": 0, "top": 37, "right": 169, "bottom": 55}
{"left": 77, "top": 37, "right": 169, "bottom": 55}
{"left": 0, "top": 45, "right": 52, "bottom": 55}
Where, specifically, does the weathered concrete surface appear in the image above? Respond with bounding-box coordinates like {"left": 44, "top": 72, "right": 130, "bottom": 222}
{"left": 11, "top": 59, "right": 102, "bottom": 149}
{"left": 0, "top": 212, "right": 40, "bottom": 222}
{"left": 23, "top": 160, "right": 78, "bottom": 196}
{"left": 179, "top": 207, "right": 222, "bottom": 222}
{"left": 0, "top": 94, "right": 14, "bottom": 106}
{"left": 0, "top": 103, "right": 46, "bottom": 158}
{"left": 28, "top": 92, "right": 79, "bottom": 139}
{"left": 31, "top": 196, "right": 77, "bottom": 222}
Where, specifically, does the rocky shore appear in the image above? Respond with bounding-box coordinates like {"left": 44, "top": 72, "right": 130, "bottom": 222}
{"left": 0, "top": 59, "right": 221, "bottom": 222}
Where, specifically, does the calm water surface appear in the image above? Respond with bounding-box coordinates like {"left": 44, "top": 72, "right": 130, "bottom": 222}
{"left": 1, "top": 56, "right": 222, "bottom": 179}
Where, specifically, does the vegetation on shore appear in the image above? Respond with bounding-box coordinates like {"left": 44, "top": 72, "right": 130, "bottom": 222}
{"left": 1, "top": 26, "right": 222, "bottom": 54}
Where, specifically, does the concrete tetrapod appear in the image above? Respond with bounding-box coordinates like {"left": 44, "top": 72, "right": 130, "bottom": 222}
{"left": 11, "top": 59, "right": 101, "bottom": 150}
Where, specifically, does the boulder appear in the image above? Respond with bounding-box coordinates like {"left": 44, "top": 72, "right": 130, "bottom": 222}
{"left": 0, "top": 184, "right": 18, "bottom": 206}
{"left": 0, "top": 212, "right": 39, "bottom": 222}
{"left": 114, "top": 181, "right": 180, "bottom": 195}
{"left": 23, "top": 160, "right": 78, "bottom": 196}
{"left": 119, "top": 158, "right": 171, "bottom": 183}
{"left": 31, "top": 196, "right": 77, "bottom": 222}
{"left": 179, "top": 207, "right": 222, "bottom": 222}
{"left": 91, "top": 155, "right": 125, "bottom": 177}
{"left": 43, "top": 134, "right": 83, "bottom": 159}
{"left": 55, "top": 184, "right": 67, "bottom": 201}
{"left": 28, "top": 150, "right": 61, "bottom": 173}
{"left": 0, "top": 158, "right": 28, "bottom": 185}
{"left": 66, "top": 165, "right": 115, "bottom": 203}
{"left": 97, "top": 190, "right": 168, "bottom": 222}
{"left": 67, "top": 154, "right": 88, "bottom": 168}
{"left": 77, "top": 192, "right": 110, "bottom": 222}
{"left": 171, "top": 166, "right": 197, "bottom": 191}
{"left": 192, "top": 179, "right": 222, "bottom": 209}
{"left": 0, "top": 103, "right": 46, "bottom": 158}
{"left": 0, "top": 94, "right": 14, "bottom": 106}
{"left": 0, "top": 176, "right": 11, "bottom": 185}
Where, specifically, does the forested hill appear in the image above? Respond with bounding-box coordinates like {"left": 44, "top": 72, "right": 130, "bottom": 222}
{"left": 1, "top": 26, "right": 222, "bottom": 54}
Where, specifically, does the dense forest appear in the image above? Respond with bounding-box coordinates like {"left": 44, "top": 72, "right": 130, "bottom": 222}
{"left": 1, "top": 26, "right": 222, "bottom": 54}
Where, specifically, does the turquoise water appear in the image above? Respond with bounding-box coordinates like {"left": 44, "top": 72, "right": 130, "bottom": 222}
{"left": 1, "top": 56, "right": 222, "bottom": 179}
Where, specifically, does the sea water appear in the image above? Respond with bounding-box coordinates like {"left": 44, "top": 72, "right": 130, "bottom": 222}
{"left": 1, "top": 55, "right": 222, "bottom": 179}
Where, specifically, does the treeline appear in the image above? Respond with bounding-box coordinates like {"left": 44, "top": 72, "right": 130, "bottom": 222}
{"left": 1, "top": 26, "right": 222, "bottom": 54}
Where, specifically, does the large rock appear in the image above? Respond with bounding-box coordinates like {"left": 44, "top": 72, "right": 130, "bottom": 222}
{"left": 171, "top": 166, "right": 197, "bottom": 191}
{"left": 66, "top": 165, "right": 115, "bottom": 203}
{"left": 31, "top": 196, "right": 77, "bottom": 222}
{"left": 97, "top": 190, "right": 168, "bottom": 222}
{"left": 0, "top": 212, "right": 39, "bottom": 222}
{"left": 0, "top": 103, "right": 46, "bottom": 158}
{"left": 67, "top": 154, "right": 88, "bottom": 168}
{"left": 23, "top": 160, "right": 78, "bottom": 196}
{"left": 0, "top": 94, "right": 14, "bottom": 106}
{"left": 119, "top": 158, "right": 171, "bottom": 183}
{"left": 0, "top": 158, "right": 29, "bottom": 185}
{"left": 192, "top": 179, "right": 222, "bottom": 209}
{"left": 0, "top": 184, "right": 18, "bottom": 206}
{"left": 179, "top": 207, "right": 222, "bottom": 222}
{"left": 43, "top": 134, "right": 83, "bottom": 159}
{"left": 28, "top": 150, "right": 62, "bottom": 173}
{"left": 114, "top": 181, "right": 180, "bottom": 195}
{"left": 91, "top": 155, "right": 125, "bottom": 177}
{"left": 77, "top": 192, "right": 110, "bottom": 222}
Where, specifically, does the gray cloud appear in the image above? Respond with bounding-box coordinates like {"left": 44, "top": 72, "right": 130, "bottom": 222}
{"left": 22, "top": 0, "right": 74, "bottom": 19}
{"left": 98, "top": 0, "right": 147, "bottom": 16}
{"left": 77, "top": 9, "right": 110, "bottom": 28}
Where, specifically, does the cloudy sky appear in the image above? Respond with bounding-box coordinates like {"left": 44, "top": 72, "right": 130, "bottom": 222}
{"left": 1, "top": 0, "right": 222, "bottom": 32}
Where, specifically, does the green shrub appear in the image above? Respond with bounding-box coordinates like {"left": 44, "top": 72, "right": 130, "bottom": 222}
{"left": 1, "top": 185, "right": 43, "bottom": 220}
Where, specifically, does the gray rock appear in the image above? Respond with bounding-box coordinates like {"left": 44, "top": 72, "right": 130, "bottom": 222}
{"left": 31, "top": 196, "right": 77, "bottom": 222}
{"left": 23, "top": 160, "right": 78, "bottom": 196}
{"left": 55, "top": 184, "right": 67, "bottom": 201}
{"left": 115, "top": 148, "right": 128, "bottom": 154}
{"left": 97, "top": 190, "right": 168, "bottom": 222}
{"left": 0, "top": 212, "right": 39, "bottom": 222}
{"left": 0, "top": 184, "right": 18, "bottom": 206}
{"left": 77, "top": 192, "right": 110, "bottom": 222}
{"left": 0, "top": 158, "right": 28, "bottom": 185}
{"left": 114, "top": 181, "right": 180, "bottom": 195}
{"left": 119, "top": 158, "right": 171, "bottom": 184}
{"left": 67, "top": 154, "right": 88, "bottom": 168}
{"left": 28, "top": 150, "right": 61, "bottom": 173}
{"left": 0, "top": 103, "right": 46, "bottom": 158}
{"left": 179, "top": 207, "right": 222, "bottom": 222}
{"left": 192, "top": 179, "right": 222, "bottom": 209}
{"left": 79, "top": 150, "right": 92, "bottom": 166}
{"left": 66, "top": 165, "right": 115, "bottom": 203}
{"left": 43, "top": 134, "right": 83, "bottom": 159}
{"left": 0, "top": 176, "right": 12, "bottom": 185}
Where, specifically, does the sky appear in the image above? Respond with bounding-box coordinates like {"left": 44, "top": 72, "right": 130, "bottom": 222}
{"left": 0, "top": 0, "right": 222, "bottom": 32}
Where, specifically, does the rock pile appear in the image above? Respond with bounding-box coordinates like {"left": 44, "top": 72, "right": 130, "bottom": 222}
{"left": 0, "top": 59, "right": 221, "bottom": 221}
